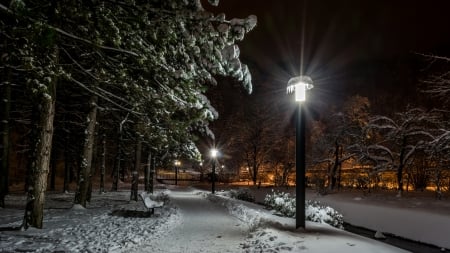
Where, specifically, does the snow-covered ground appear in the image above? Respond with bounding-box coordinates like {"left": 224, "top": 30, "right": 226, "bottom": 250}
{"left": 0, "top": 189, "right": 177, "bottom": 252}
{"left": 0, "top": 185, "right": 413, "bottom": 253}
{"left": 247, "top": 186, "right": 450, "bottom": 250}
{"left": 310, "top": 190, "right": 450, "bottom": 250}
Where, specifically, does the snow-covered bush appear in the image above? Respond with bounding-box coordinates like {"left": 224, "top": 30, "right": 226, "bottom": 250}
{"left": 305, "top": 200, "right": 344, "bottom": 229}
{"left": 152, "top": 191, "right": 170, "bottom": 204}
{"left": 264, "top": 190, "right": 344, "bottom": 229}
{"left": 263, "top": 190, "right": 296, "bottom": 217}
{"left": 229, "top": 188, "right": 255, "bottom": 202}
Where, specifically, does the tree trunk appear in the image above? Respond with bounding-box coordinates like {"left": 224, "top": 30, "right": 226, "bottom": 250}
{"left": 27, "top": 12, "right": 60, "bottom": 226}
{"left": 130, "top": 135, "right": 141, "bottom": 201}
{"left": 397, "top": 139, "right": 406, "bottom": 197}
{"left": 112, "top": 126, "right": 122, "bottom": 191}
{"left": 329, "top": 140, "right": 340, "bottom": 190}
{"left": 50, "top": 146, "right": 57, "bottom": 191}
{"left": 435, "top": 171, "right": 442, "bottom": 200}
{"left": 397, "top": 163, "right": 404, "bottom": 197}
{"left": 86, "top": 129, "right": 98, "bottom": 203}
{"left": 337, "top": 146, "right": 343, "bottom": 190}
{"left": 99, "top": 134, "right": 106, "bottom": 193}
{"left": 145, "top": 151, "right": 151, "bottom": 193}
{"left": 63, "top": 129, "right": 70, "bottom": 193}
{"left": 0, "top": 78, "right": 11, "bottom": 208}
{"left": 29, "top": 96, "right": 56, "bottom": 229}
{"left": 251, "top": 148, "right": 258, "bottom": 185}
{"left": 74, "top": 95, "right": 98, "bottom": 207}
{"left": 281, "top": 163, "right": 291, "bottom": 187}
{"left": 150, "top": 155, "right": 155, "bottom": 194}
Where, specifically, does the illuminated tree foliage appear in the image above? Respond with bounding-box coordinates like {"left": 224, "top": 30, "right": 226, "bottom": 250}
{"left": 0, "top": 0, "right": 256, "bottom": 228}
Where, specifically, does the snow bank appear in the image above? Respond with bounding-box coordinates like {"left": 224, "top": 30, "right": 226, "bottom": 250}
{"left": 206, "top": 190, "right": 408, "bottom": 253}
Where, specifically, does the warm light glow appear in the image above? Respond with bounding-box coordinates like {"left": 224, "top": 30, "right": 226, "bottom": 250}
{"left": 174, "top": 160, "right": 181, "bottom": 166}
{"left": 287, "top": 75, "right": 313, "bottom": 102}
{"left": 211, "top": 149, "right": 218, "bottom": 158}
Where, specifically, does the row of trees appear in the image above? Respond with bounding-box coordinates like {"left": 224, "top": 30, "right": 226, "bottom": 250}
{"left": 308, "top": 55, "right": 450, "bottom": 197}
{"left": 0, "top": 0, "right": 257, "bottom": 228}
{"left": 213, "top": 55, "right": 450, "bottom": 198}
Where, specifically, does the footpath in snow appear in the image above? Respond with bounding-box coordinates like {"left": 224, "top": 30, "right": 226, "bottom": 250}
{"left": 123, "top": 189, "right": 248, "bottom": 253}
{"left": 127, "top": 188, "right": 409, "bottom": 253}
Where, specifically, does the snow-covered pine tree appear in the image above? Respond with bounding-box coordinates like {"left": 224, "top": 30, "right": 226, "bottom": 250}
{"left": 1, "top": 0, "right": 62, "bottom": 229}
{"left": 1, "top": 0, "right": 256, "bottom": 227}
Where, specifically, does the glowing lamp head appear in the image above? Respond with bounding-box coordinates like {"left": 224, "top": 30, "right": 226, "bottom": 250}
{"left": 211, "top": 149, "right": 218, "bottom": 158}
{"left": 174, "top": 160, "right": 181, "bottom": 166}
{"left": 287, "top": 76, "right": 314, "bottom": 102}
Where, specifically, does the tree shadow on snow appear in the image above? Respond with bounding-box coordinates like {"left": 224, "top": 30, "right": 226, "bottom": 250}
{"left": 109, "top": 209, "right": 154, "bottom": 218}
{"left": 0, "top": 226, "right": 22, "bottom": 231}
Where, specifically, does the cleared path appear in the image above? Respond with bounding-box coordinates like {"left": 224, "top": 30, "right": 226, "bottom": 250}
{"left": 139, "top": 188, "right": 248, "bottom": 253}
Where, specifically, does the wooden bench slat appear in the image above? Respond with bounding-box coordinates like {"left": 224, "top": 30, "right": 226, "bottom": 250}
{"left": 139, "top": 192, "right": 164, "bottom": 215}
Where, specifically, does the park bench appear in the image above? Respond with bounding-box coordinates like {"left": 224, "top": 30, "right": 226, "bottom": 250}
{"left": 139, "top": 192, "right": 164, "bottom": 215}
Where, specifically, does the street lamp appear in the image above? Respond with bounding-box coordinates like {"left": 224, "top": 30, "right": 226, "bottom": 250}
{"left": 211, "top": 149, "right": 218, "bottom": 194}
{"left": 287, "top": 75, "right": 313, "bottom": 229}
{"left": 174, "top": 160, "right": 181, "bottom": 185}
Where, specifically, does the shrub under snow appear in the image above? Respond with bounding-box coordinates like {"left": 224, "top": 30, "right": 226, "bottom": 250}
{"left": 229, "top": 188, "right": 255, "bottom": 202}
{"left": 264, "top": 190, "right": 344, "bottom": 229}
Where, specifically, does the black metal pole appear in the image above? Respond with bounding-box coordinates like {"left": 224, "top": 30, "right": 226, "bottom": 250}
{"left": 212, "top": 160, "right": 216, "bottom": 194}
{"left": 296, "top": 103, "right": 306, "bottom": 229}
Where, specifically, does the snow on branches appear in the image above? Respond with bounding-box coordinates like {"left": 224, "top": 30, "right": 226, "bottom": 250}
{"left": 1, "top": 0, "right": 257, "bottom": 159}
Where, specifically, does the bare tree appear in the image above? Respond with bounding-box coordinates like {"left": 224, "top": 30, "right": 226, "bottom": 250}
{"left": 271, "top": 135, "right": 294, "bottom": 187}
{"left": 426, "top": 129, "right": 450, "bottom": 199}
{"left": 362, "top": 108, "right": 436, "bottom": 197}
{"left": 235, "top": 103, "right": 276, "bottom": 186}
{"left": 419, "top": 54, "right": 450, "bottom": 198}
{"left": 420, "top": 54, "right": 450, "bottom": 105}
{"left": 310, "top": 95, "right": 370, "bottom": 191}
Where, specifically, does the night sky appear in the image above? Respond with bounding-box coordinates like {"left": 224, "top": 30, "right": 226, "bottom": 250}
{"left": 204, "top": 0, "right": 450, "bottom": 116}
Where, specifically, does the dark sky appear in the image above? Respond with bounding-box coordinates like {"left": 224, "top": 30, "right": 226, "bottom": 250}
{"left": 204, "top": 0, "right": 450, "bottom": 115}
{"left": 206, "top": 0, "right": 450, "bottom": 70}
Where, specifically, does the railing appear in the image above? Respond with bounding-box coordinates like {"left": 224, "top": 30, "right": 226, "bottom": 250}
{"left": 156, "top": 171, "right": 201, "bottom": 182}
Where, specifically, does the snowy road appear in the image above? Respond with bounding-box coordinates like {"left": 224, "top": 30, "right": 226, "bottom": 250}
{"left": 135, "top": 189, "right": 248, "bottom": 253}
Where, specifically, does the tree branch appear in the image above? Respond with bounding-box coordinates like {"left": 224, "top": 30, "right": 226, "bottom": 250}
{"left": 0, "top": 3, "right": 139, "bottom": 57}
{"left": 70, "top": 77, "right": 142, "bottom": 116}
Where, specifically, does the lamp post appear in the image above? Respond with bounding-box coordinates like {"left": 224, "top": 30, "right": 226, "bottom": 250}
{"left": 211, "top": 149, "right": 218, "bottom": 194}
{"left": 287, "top": 75, "right": 313, "bottom": 229}
{"left": 174, "top": 160, "right": 181, "bottom": 185}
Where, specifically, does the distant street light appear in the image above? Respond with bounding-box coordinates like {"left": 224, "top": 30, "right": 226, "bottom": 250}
{"left": 287, "top": 75, "right": 313, "bottom": 229}
{"left": 199, "top": 161, "right": 204, "bottom": 181}
{"left": 174, "top": 160, "right": 181, "bottom": 185}
{"left": 211, "top": 149, "right": 218, "bottom": 194}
